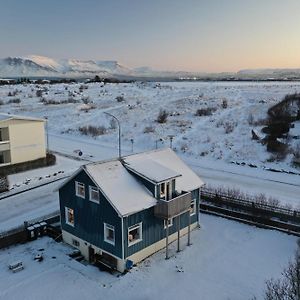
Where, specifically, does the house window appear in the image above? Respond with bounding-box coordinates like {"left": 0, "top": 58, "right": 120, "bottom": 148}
{"left": 164, "top": 218, "right": 173, "bottom": 229}
{"left": 72, "top": 239, "right": 80, "bottom": 247}
{"left": 160, "top": 181, "right": 171, "bottom": 200}
{"left": 65, "top": 207, "right": 74, "bottom": 226}
{"left": 190, "top": 199, "right": 196, "bottom": 216}
{"left": 89, "top": 186, "right": 99, "bottom": 203}
{"left": 104, "top": 223, "right": 115, "bottom": 245}
{"left": 128, "top": 223, "right": 142, "bottom": 246}
{"left": 160, "top": 182, "right": 166, "bottom": 197}
{"left": 75, "top": 182, "right": 85, "bottom": 198}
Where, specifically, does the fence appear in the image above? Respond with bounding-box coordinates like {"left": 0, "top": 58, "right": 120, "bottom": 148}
{"left": 0, "top": 211, "right": 60, "bottom": 249}
{"left": 200, "top": 188, "right": 300, "bottom": 234}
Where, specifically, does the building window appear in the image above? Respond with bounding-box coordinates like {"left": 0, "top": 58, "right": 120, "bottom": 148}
{"left": 128, "top": 223, "right": 142, "bottom": 246}
{"left": 89, "top": 186, "right": 99, "bottom": 203}
{"left": 164, "top": 218, "right": 173, "bottom": 229}
{"left": 160, "top": 182, "right": 166, "bottom": 197}
{"left": 75, "top": 182, "right": 85, "bottom": 199}
{"left": 72, "top": 239, "right": 80, "bottom": 247}
{"left": 190, "top": 199, "right": 196, "bottom": 216}
{"left": 104, "top": 223, "right": 115, "bottom": 245}
{"left": 65, "top": 207, "right": 74, "bottom": 226}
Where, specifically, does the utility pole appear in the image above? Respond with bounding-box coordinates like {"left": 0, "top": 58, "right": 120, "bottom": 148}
{"left": 104, "top": 112, "right": 121, "bottom": 158}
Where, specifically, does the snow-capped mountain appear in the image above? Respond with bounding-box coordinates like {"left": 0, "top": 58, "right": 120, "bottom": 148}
{"left": 0, "top": 55, "right": 133, "bottom": 78}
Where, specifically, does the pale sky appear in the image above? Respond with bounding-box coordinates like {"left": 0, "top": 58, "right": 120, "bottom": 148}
{"left": 1, "top": 0, "right": 300, "bottom": 72}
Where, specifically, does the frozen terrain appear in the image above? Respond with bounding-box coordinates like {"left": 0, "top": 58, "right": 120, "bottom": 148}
{"left": 0, "top": 214, "right": 297, "bottom": 300}
{"left": 1, "top": 80, "right": 300, "bottom": 170}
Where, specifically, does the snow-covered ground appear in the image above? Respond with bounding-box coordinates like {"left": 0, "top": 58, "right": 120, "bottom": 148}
{"left": 1, "top": 81, "right": 300, "bottom": 170}
{"left": 0, "top": 214, "right": 297, "bottom": 300}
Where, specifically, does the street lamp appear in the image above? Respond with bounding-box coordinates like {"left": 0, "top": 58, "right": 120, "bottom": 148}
{"left": 104, "top": 112, "right": 121, "bottom": 158}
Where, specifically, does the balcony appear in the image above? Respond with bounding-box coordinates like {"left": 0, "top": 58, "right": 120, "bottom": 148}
{"left": 154, "top": 191, "right": 192, "bottom": 219}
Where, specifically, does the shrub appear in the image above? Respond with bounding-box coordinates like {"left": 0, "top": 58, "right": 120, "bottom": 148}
{"left": 0, "top": 153, "right": 56, "bottom": 177}
{"left": 36, "top": 89, "right": 43, "bottom": 97}
{"left": 156, "top": 109, "right": 168, "bottom": 123}
{"left": 0, "top": 100, "right": 4, "bottom": 105}
{"left": 79, "top": 125, "right": 107, "bottom": 137}
{"left": 195, "top": 107, "right": 217, "bottom": 116}
{"left": 8, "top": 98, "right": 21, "bottom": 104}
{"left": 144, "top": 126, "right": 155, "bottom": 133}
{"left": 116, "top": 96, "right": 125, "bottom": 102}
{"left": 0, "top": 176, "right": 9, "bottom": 193}
{"left": 222, "top": 99, "right": 228, "bottom": 109}
{"left": 224, "top": 122, "right": 235, "bottom": 134}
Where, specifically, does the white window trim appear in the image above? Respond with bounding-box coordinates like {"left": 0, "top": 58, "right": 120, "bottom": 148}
{"left": 164, "top": 218, "right": 173, "bottom": 229}
{"left": 75, "top": 181, "right": 85, "bottom": 199}
{"left": 104, "top": 223, "right": 115, "bottom": 246}
{"left": 190, "top": 198, "right": 196, "bottom": 216}
{"left": 128, "top": 222, "right": 143, "bottom": 247}
{"left": 65, "top": 207, "right": 74, "bottom": 227}
{"left": 89, "top": 185, "right": 99, "bottom": 203}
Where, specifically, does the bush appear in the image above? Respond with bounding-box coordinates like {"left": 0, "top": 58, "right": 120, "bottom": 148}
{"left": 0, "top": 100, "right": 4, "bottom": 105}
{"left": 263, "top": 239, "right": 300, "bottom": 300}
{"left": 116, "top": 96, "right": 125, "bottom": 102}
{"left": 224, "top": 122, "right": 235, "bottom": 134}
{"left": 0, "top": 176, "right": 9, "bottom": 193}
{"left": 222, "top": 99, "right": 228, "bottom": 109}
{"left": 36, "top": 89, "right": 43, "bottom": 97}
{"left": 156, "top": 109, "right": 168, "bottom": 123}
{"left": 144, "top": 126, "right": 155, "bottom": 133}
{"left": 8, "top": 98, "right": 21, "bottom": 104}
{"left": 79, "top": 125, "right": 107, "bottom": 137}
{"left": 195, "top": 107, "right": 217, "bottom": 116}
{"left": 0, "top": 153, "right": 56, "bottom": 176}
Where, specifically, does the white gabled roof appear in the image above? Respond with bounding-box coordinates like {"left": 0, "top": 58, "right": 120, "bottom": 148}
{"left": 124, "top": 148, "right": 204, "bottom": 192}
{"left": 0, "top": 113, "right": 45, "bottom": 122}
{"left": 85, "top": 160, "right": 157, "bottom": 217}
{"left": 124, "top": 158, "right": 181, "bottom": 183}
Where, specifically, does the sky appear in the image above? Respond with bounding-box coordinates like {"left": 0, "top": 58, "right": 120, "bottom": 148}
{"left": 1, "top": 0, "right": 300, "bottom": 72}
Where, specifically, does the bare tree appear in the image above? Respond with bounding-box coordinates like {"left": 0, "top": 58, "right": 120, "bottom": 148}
{"left": 264, "top": 239, "right": 300, "bottom": 300}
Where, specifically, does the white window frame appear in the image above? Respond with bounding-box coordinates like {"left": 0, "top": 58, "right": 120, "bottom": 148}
{"left": 75, "top": 181, "right": 85, "bottom": 199}
{"left": 190, "top": 198, "right": 196, "bottom": 216}
{"left": 65, "top": 207, "right": 75, "bottom": 227}
{"left": 104, "top": 223, "right": 115, "bottom": 246}
{"left": 164, "top": 218, "right": 173, "bottom": 229}
{"left": 89, "top": 186, "right": 99, "bottom": 203}
{"left": 128, "top": 222, "right": 143, "bottom": 246}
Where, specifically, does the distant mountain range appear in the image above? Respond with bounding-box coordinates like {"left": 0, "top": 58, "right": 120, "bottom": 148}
{"left": 1, "top": 55, "right": 300, "bottom": 80}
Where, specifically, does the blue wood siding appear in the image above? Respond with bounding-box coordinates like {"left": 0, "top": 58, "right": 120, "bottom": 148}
{"left": 59, "top": 170, "right": 122, "bottom": 258}
{"left": 124, "top": 188, "right": 200, "bottom": 258}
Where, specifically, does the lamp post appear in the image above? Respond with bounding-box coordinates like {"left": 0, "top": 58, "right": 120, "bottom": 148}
{"left": 104, "top": 112, "right": 121, "bottom": 158}
{"left": 44, "top": 116, "right": 49, "bottom": 153}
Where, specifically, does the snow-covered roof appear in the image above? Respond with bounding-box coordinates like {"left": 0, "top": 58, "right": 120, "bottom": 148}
{"left": 84, "top": 160, "right": 157, "bottom": 217}
{"left": 124, "top": 148, "right": 204, "bottom": 192}
{"left": 0, "top": 113, "right": 44, "bottom": 122}
{"left": 124, "top": 158, "right": 181, "bottom": 183}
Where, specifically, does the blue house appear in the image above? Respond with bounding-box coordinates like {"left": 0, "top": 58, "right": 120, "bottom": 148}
{"left": 59, "top": 148, "right": 204, "bottom": 272}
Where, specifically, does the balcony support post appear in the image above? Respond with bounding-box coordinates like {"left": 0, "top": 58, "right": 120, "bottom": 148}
{"left": 187, "top": 212, "right": 191, "bottom": 246}
{"left": 165, "top": 219, "right": 169, "bottom": 260}
{"left": 177, "top": 215, "right": 180, "bottom": 252}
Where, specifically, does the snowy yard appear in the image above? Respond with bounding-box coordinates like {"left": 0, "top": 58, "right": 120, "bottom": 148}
{"left": 0, "top": 214, "right": 297, "bottom": 300}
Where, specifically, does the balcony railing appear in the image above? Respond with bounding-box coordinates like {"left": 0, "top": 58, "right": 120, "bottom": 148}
{"left": 154, "top": 191, "right": 192, "bottom": 219}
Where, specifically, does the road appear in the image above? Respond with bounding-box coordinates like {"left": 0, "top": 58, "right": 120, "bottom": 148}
{"left": 0, "top": 132, "right": 299, "bottom": 231}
